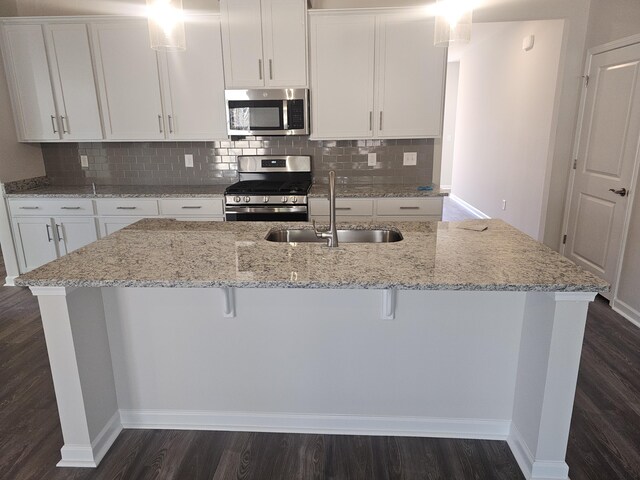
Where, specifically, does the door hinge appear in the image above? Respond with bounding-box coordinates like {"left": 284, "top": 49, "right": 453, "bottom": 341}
{"left": 573, "top": 159, "right": 577, "bottom": 169}
{"left": 562, "top": 234, "right": 567, "bottom": 245}
{"left": 582, "top": 75, "right": 589, "bottom": 87}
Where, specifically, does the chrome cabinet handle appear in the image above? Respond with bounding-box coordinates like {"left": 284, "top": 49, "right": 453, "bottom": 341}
{"left": 56, "top": 224, "right": 64, "bottom": 241}
{"left": 50, "top": 115, "right": 58, "bottom": 134}
{"left": 158, "top": 114, "right": 163, "bottom": 134}
{"left": 335, "top": 207, "right": 352, "bottom": 211}
{"left": 45, "top": 224, "right": 53, "bottom": 242}
{"left": 60, "top": 206, "right": 81, "bottom": 210}
{"left": 19, "top": 206, "right": 40, "bottom": 210}
{"left": 116, "top": 206, "right": 137, "bottom": 210}
{"left": 380, "top": 111, "right": 383, "bottom": 130}
{"left": 181, "top": 206, "right": 202, "bottom": 209}
{"left": 269, "top": 59, "right": 273, "bottom": 80}
{"left": 61, "top": 116, "right": 69, "bottom": 134}
{"left": 399, "top": 206, "right": 420, "bottom": 210}
{"left": 168, "top": 115, "right": 174, "bottom": 134}
{"left": 369, "top": 111, "right": 373, "bottom": 131}
{"left": 258, "top": 59, "right": 263, "bottom": 80}
{"left": 609, "top": 188, "right": 628, "bottom": 197}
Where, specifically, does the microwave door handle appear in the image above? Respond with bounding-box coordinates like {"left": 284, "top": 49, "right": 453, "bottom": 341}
{"left": 283, "top": 100, "right": 289, "bottom": 130}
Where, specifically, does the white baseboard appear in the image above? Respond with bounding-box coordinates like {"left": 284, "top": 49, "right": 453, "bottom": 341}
{"left": 449, "top": 194, "right": 491, "bottom": 219}
{"left": 57, "top": 411, "right": 122, "bottom": 468}
{"left": 612, "top": 298, "right": 640, "bottom": 329}
{"left": 508, "top": 424, "right": 569, "bottom": 480}
{"left": 4, "top": 276, "right": 17, "bottom": 287}
{"left": 120, "top": 409, "right": 510, "bottom": 440}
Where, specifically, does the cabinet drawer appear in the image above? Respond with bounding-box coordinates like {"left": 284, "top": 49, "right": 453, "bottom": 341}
{"left": 95, "top": 199, "right": 159, "bottom": 216}
{"left": 309, "top": 198, "right": 374, "bottom": 216}
{"left": 9, "top": 198, "right": 94, "bottom": 216}
{"left": 159, "top": 198, "right": 223, "bottom": 216}
{"left": 376, "top": 197, "right": 443, "bottom": 216}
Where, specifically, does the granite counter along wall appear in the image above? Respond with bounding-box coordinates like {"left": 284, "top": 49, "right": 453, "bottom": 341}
{"left": 40, "top": 137, "right": 434, "bottom": 186}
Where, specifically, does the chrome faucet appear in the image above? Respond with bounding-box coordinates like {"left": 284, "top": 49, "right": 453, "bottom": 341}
{"left": 313, "top": 170, "right": 339, "bottom": 247}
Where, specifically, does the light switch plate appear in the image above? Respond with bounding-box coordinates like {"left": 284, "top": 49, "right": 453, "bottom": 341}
{"left": 80, "top": 155, "right": 89, "bottom": 168}
{"left": 368, "top": 153, "right": 377, "bottom": 166}
{"left": 403, "top": 152, "right": 417, "bottom": 166}
{"left": 185, "top": 154, "right": 194, "bottom": 168}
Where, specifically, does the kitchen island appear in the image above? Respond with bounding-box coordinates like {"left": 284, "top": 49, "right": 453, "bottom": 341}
{"left": 16, "top": 219, "right": 607, "bottom": 480}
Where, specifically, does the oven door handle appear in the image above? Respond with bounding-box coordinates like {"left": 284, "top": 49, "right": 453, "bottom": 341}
{"left": 225, "top": 205, "right": 308, "bottom": 214}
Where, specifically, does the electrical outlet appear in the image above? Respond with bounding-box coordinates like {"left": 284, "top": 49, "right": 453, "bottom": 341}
{"left": 502, "top": 199, "right": 507, "bottom": 211}
{"left": 185, "top": 154, "right": 194, "bottom": 168}
{"left": 80, "top": 155, "right": 89, "bottom": 168}
{"left": 403, "top": 152, "right": 417, "bottom": 166}
{"left": 368, "top": 153, "right": 377, "bottom": 166}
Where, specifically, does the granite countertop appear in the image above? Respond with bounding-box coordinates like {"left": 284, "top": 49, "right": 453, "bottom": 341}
{"left": 308, "top": 184, "right": 448, "bottom": 198}
{"left": 15, "top": 218, "right": 608, "bottom": 293}
{"left": 5, "top": 183, "right": 446, "bottom": 199}
{"left": 4, "top": 184, "right": 229, "bottom": 198}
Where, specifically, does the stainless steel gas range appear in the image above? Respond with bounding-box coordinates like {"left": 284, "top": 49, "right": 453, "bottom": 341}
{"left": 224, "top": 156, "right": 312, "bottom": 221}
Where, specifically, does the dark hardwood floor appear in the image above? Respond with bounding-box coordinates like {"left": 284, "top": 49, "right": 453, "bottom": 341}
{"left": 1, "top": 250, "right": 639, "bottom": 479}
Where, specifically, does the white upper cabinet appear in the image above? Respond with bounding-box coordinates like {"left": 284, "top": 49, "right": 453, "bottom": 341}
{"left": 0, "top": 22, "right": 103, "bottom": 141}
{"left": 46, "top": 23, "right": 103, "bottom": 140}
{"left": 92, "top": 21, "right": 165, "bottom": 140}
{"left": 309, "top": 10, "right": 446, "bottom": 140}
{"left": 160, "top": 16, "right": 228, "bottom": 140}
{"left": 375, "top": 14, "right": 446, "bottom": 138}
{"left": 220, "top": 0, "right": 307, "bottom": 88}
{"left": 309, "top": 14, "right": 376, "bottom": 140}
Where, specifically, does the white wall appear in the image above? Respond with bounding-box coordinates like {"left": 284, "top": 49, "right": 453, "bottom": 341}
{"left": 585, "top": 0, "right": 640, "bottom": 49}
{"left": 8, "top": 0, "right": 217, "bottom": 16}
{"left": 451, "top": 20, "right": 565, "bottom": 239}
{"left": 439, "top": 62, "right": 459, "bottom": 190}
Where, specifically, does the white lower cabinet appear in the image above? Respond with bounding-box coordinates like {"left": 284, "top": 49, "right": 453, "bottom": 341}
{"left": 309, "top": 197, "right": 443, "bottom": 222}
{"left": 11, "top": 215, "right": 97, "bottom": 272}
{"left": 97, "top": 216, "right": 145, "bottom": 237}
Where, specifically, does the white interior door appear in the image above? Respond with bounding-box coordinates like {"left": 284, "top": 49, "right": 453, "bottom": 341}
{"left": 566, "top": 43, "right": 640, "bottom": 294}
{"left": 46, "top": 23, "right": 103, "bottom": 140}
{"left": 161, "top": 16, "right": 228, "bottom": 140}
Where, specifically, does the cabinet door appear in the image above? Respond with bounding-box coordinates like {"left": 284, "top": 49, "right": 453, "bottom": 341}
{"left": 261, "top": 0, "right": 307, "bottom": 87}
{"left": 12, "top": 217, "right": 58, "bottom": 272}
{"left": 46, "top": 24, "right": 103, "bottom": 140}
{"left": 55, "top": 217, "right": 98, "bottom": 256}
{"left": 161, "top": 16, "right": 228, "bottom": 140}
{"left": 220, "top": 0, "right": 265, "bottom": 88}
{"left": 1, "top": 24, "right": 59, "bottom": 141}
{"left": 375, "top": 15, "right": 446, "bottom": 138}
{"left": 92, "top": 21, "right": 165, "bottom": 140}
{"left": 309, "top": 14, "right": 376, "bottom": 139}
{"left": 98, "top": 217, "right": 144, "bottom": 237}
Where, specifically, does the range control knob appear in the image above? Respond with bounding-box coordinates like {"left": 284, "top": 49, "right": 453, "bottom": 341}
{"left": 244, "top": 196, "right": 251, "bottom": 203}
{"left": 263, "top": 196, "right": 270, "bottom": 203}
{"left": 291, "top": 197, "right": 298, "bottom": 204}
{"left": 282, "top": 196, "right": 289, "bottom": 203}
{"left": 234, "top": 196, "right": 241, "bottom": 203}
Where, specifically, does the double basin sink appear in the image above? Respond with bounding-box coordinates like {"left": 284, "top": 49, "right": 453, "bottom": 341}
{"left": 265, "top": 228, "right": 403, "bottom": 244}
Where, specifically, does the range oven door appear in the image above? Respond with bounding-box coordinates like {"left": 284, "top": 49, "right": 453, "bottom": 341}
{"left": 225, "top": 205, "right": 308, "bottom": 222}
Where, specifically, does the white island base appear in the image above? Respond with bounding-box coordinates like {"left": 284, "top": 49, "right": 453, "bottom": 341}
{"left": 32, "top": 286, "right": 594, "bottom": 480}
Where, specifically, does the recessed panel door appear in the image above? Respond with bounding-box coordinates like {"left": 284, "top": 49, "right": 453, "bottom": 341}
{"left": 566, "top": 43, "right": 640, "bottom": 294}
{"left": 55, "top": 217, "right": 98, "bottom": 255}
{"left": 12, "top": 217, "right": 58, "bottom": 272}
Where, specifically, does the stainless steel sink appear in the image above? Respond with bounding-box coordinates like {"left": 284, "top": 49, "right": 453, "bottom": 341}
{"left": 265, "top": 228, "right": 403, "bottom": 243}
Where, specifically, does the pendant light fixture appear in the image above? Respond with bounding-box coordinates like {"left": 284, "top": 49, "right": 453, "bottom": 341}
{"left": 146, "top": 0, "right": 186, "bottom": 51}
{"left": 434, "top": 0, "right": 473, "bottom": 47}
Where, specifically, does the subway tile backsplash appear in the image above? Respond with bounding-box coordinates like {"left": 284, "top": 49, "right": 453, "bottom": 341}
{"left": 41, "top": 137, "right": 434, "bottom": 186}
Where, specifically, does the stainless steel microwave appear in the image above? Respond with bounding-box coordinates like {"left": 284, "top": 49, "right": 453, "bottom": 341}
{"left": 224, "top": 88, "right": 309, "bottom": 136}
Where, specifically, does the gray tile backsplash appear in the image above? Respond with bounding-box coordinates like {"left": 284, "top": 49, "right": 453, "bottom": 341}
{"left": 41, "top": 137, "right": 434, "bottom": 186}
